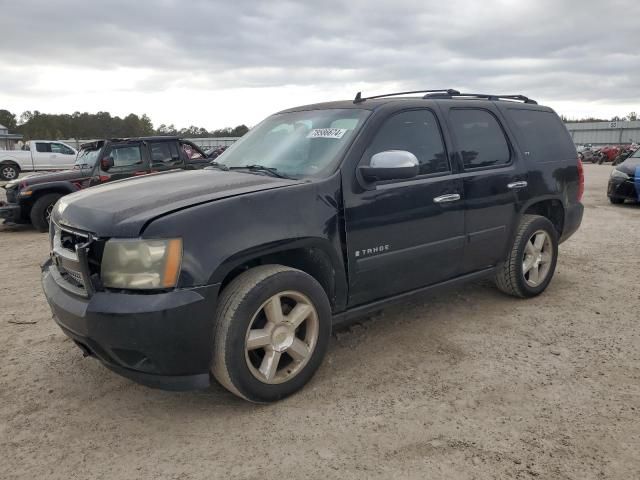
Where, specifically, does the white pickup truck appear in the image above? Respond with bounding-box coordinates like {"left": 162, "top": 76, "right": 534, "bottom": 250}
{"left": 0, "top": 140, "right": 78, "bottom": 180}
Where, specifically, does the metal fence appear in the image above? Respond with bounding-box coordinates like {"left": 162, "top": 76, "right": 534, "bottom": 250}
{"left": 565, "top": 120, "right": 640, "bottom": 146}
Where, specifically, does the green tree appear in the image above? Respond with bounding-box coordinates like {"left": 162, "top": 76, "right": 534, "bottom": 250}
{"left": 0, "top": 109, "right": 17, "bottom": 130}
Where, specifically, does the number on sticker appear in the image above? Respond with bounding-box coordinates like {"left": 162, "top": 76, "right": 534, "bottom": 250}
{"left": 307, "top": 128, "right": 348, "bottom": 139}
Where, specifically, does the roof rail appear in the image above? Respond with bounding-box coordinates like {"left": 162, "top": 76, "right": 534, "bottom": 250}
{"left": 423, "top": 91, "right": 537, "bottom": 104}
{"left": 353, "top": 89, "right": 537, "bottom": 104}
{"left": 353, "top": 89, "right": 460, "bottom": 104}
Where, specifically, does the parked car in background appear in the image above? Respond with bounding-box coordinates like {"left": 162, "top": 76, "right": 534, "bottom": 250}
{"left": 596, "top": 145, "right": 624, "bottom": 164}
{"left": 608, "top": 149, "right": 640, "bottom": 204}
{"left": 41, "top": 89, "right": 583, "bottom": 402}
{"left": 0, "top": 140, "right": 78, "bottom": 180}
{"left": 0, "top": 136, "right": 208, "bottom": 231}
{"left": 205, "top": 146, "right": 228, "bottom": 160}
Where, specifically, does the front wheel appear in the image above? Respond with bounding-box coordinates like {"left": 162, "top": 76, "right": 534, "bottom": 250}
{"left": 211, "top": 265, "right": 331, "bottom": 403}
{"left": 609, "top": 196, "right": 624, "bottom": 205}
{"left": 495, "top": 215, "right": 559, "bottom": 298}
{"left": 30, "top": 193, "right": 63, "bottom": 232}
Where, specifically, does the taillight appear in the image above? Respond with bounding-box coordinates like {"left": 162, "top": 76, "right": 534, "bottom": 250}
{"left": 577, "top": 157, "right": 585, "bottom": 202}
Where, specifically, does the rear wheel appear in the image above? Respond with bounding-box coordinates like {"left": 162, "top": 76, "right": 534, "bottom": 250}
{"left": 609, "top": 196, "right": 624, "bottom": 205}
{"left": 212, "top": 265, "right": 331, "bottom": 403}
{"left": 495, "top": 215, "right": 558, "bottom": 298}
{"left": 0, "top": 163, "right": 19, "bottom": 181}
{"left": 30, "top": 193, "right": 63, "bottom": 232}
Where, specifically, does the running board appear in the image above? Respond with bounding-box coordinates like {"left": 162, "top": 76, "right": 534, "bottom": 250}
{"left": 332, "top": 267, "right": 496, "bottom": 329}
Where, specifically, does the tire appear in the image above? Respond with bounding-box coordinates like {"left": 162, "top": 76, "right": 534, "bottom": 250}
{"left": 30, "top": 193, "right": 63, "bottom": 232}
{"left": 495, "top": 214, "right": 559, "bottom": 298}
{"left": 0, "top": 162, "right": 20, "bottom": 181}
{"left": 211, "top": 265, "right": 331, "bottom": 403}
{"left": 609, "top": 196, "right": 624, "bottom": 205}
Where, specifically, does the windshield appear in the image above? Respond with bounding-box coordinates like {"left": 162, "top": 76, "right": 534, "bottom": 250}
{"left": 217, "top": 109, "right": 370, "bottom": 178}
{"left": 75, "top": 147, "right": 102, "bottom": 168}
{"left": 631, "top": 148, "right": 640, "bottom": 158}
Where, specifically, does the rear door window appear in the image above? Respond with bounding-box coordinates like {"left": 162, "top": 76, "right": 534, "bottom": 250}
{"left": 449, "top": 109, "right": 511, "bottom": 169}
{"left": 506, "top": 109, "right": 576, "bottom": 162}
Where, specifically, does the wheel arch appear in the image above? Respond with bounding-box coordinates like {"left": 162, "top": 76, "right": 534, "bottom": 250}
{"left": 211, "top": 237, "right": 347, "bottom": 312}
{"left": 520, "top": 197, "right": 565, "bottom": 238}
{"left": 22, "top": 183, "right": 76, "bottom": 212}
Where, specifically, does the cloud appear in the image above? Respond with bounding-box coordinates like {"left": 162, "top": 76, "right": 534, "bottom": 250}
{"left": 0, "top": 0, "right": 638, "bottom": 126}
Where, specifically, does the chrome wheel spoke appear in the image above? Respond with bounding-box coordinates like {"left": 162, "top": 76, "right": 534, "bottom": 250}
{"left": 259, "top": 349, "right": 282, "bottom": 381}
{"left": 523, "top": 258, "right": 534, "bottom": 274}
{"left": 247, "top": 329, "right": 271, "bottom": 350}
{"left": 286, "top": 302, "right": 312, "bottom": 329}
{"left": 533, "top": 232, "right": 546, "bottom": 251}
{"left": 263, "top": 295, "right": 284, "bottom": 325}
{"left": 525, "top": 241, "right": 536, "bottom": 256}
{"left": 528, "top": 264, "right": 540, "bottom": 285}
{"left": 541, "top": 251, "right": 552, "bottom": 264}
{"left": 287, "top": 338, "right": 310, "bottom": 361}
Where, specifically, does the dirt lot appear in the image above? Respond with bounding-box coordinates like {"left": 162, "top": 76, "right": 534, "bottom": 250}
{"left": 1, "top": 164, "right": 638, "bottom": 479}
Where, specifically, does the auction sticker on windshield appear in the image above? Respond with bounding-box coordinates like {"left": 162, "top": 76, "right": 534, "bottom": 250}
{"left": 307, "top": 128, "right": 348, "bottom": 139}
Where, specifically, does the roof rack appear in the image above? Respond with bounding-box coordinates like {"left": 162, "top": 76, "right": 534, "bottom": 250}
{"left": 353, "top": 89, "right": 537, "bottom": 104}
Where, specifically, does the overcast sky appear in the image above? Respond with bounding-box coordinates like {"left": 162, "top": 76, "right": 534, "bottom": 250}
{"left": 0, "top": 0, "right": 638, "bottom": 130}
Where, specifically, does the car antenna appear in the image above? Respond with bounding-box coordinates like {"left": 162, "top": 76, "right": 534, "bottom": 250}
{"left": 354, "top": 91, "right": 363, "bottom": 104}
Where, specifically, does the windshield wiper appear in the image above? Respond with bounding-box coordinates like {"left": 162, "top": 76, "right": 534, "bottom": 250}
{"left": 228, "top": 164, "right": 294, "bottom": 179}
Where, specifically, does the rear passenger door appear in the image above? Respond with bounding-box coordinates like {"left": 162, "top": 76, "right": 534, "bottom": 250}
{"left": 344, "top": 108, "right": 465, "bottom": 306}
{"left": 444, "top": 107, "right": 527, "bottom": 272}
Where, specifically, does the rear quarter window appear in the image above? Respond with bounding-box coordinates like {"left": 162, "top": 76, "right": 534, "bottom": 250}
{"left": 506, "top": 109, "right": 576, "bottom": 162}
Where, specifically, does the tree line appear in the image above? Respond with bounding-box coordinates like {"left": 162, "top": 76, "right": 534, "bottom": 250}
{"left": 0, "top": 109, "right": 248, "bottom": 140}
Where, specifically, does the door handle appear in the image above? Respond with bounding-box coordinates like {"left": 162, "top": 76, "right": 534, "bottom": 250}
{"left": 507, "top": 181, "right": 528, "bottom": 189}
{"left": 433, "top": 193, "right": 461, "bottom": 203}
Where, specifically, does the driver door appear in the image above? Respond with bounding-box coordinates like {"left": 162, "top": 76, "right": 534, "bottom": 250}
{"left": 343, "top": 108, "right": 465, "bottom": 306}
{"left": 92, "top": 144, "right": 149, "bottom": 185}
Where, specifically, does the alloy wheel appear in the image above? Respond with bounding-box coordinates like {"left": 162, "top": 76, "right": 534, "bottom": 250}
{"left": 522, "top": 230, "right": 553, "bottom": 287}
{"left": 244, "top": 290, "right": 319, "bottom": 384}
{"left": 2, "top": 166, "right": 17, "bottom": 180}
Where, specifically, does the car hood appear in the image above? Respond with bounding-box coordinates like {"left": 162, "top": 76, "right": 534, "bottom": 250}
{"left": 616, "top": 157, "right": 640, "bottom": 176}
{"left": 10, "top": 168, "right": 90, "bottom": 188}
{"left": 52, "top": 169, "right": 303, "bottom": 237}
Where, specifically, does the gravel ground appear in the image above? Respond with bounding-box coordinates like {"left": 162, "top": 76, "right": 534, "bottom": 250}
{"left": 1, "top": 164, "right": 639, "bottom": 479}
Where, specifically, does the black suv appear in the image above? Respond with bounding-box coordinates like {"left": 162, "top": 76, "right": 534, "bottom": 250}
{"left": 41, "top": 90, "right": 584, "bottom": 402}
{"left": 1, "top": 137, "right": 208, "bottom": 231}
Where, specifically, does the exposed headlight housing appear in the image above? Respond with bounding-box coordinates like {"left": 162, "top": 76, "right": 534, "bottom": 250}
{"left": 610, "top": 169, "right": 629, "bottom": 180}
{"left": 101, "top": 238, "right": 182, "bottom": 290}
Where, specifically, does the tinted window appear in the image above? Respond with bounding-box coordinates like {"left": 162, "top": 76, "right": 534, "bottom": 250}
{"left": 150, "top": 142, "right": 182, "bottom": 168}
{"left": 507, "top": 109, "right": 576, "bottom": 162}
{"left": 110, "top": 146, "right": 143, "bottom": 170}
{"left": 449, "top": 109, "right": 510, "bottom": 169}
{"left": 367, "top": 110, "right": 449, "bottom": 175}
{"left": 35, "top": 142, "right": 52, "bottom": 153}
{"left": 51, "top": 143, "right": 75, "bottom": 155}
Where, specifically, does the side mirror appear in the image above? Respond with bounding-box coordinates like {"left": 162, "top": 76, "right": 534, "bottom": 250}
{"left": 359, "top": 150, "right": 419, "bottom": 182}
{"left": 100, "top": 156, "right": 114, "bottom": 171}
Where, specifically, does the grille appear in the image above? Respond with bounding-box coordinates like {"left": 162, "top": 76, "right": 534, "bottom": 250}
{"left": 50, "top": 222, "right": 96, "bottom": 296}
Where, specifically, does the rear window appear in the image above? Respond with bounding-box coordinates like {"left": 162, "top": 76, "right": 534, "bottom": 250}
{"left": 506, "top": 109, "right": 576, "bottom": 162}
